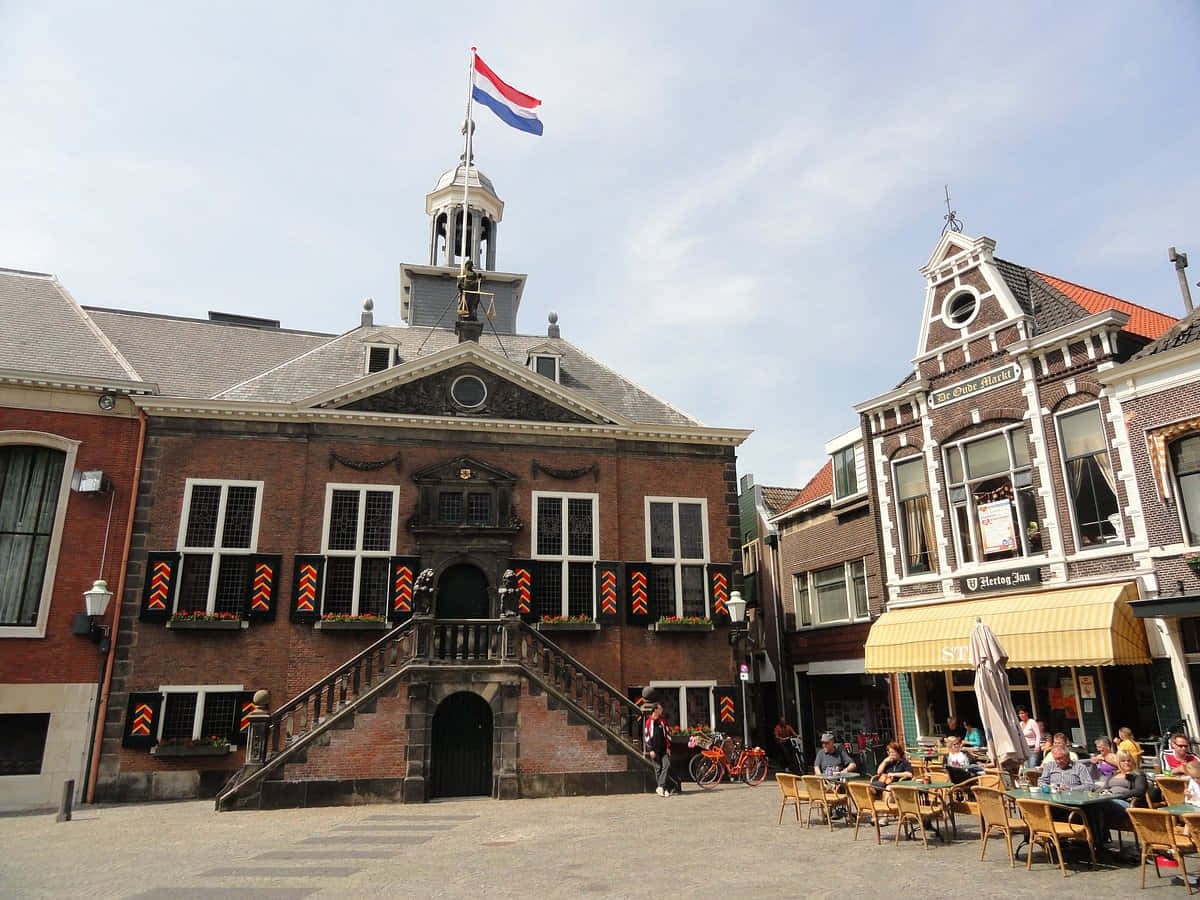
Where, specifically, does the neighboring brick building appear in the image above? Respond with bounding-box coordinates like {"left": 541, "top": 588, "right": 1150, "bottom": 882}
{"left": 1101, "top": 299, "right": 1200, "bottom": 735}
{"left": 855, "top": 230, "right": 1178, "bottom": 748}
{"left": 769, "top": 427, "right": 890, "bottom": 751}
{"left": 80, "top": 162, "right": 750, "bottom": 805}
{"left": 0, "top": 269, "right": 148, "bottom": 811}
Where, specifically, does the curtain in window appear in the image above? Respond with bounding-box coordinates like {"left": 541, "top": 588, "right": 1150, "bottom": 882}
{"left": 902, "top": 495, "right": 936, "bottom": 572}
{"left": 1094, "top": 451, "right": 1117, "bottom": 497}
{"left": 0, "top": 447, "right": 65, "bottom": 625}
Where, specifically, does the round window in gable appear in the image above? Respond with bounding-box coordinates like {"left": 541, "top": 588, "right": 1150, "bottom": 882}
{"left": 450, "top": 374, "right": 487, "bottom": 410}
{"left": 944, "top": 291, "right": 978, "bottom": 327}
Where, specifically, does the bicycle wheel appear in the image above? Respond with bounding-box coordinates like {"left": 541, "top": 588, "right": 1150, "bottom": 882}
{"left": 694, "top": 756, "right": 724, "bottom": 789}
{"left": 688, "top": 752, "right": 709, "bottom": 783}
{"left": 741, "top": 753, "right": 768, "bottom": 786}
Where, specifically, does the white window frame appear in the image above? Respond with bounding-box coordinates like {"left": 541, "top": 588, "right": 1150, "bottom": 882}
{"left": 1053, "top": 403, "right": 1124, "bottom": 551}
{"left": 363, "top": 343, "right": 395, "bottom": 375}
{"left": 0, "top": 432, "right": 79, "bottom": 638}
{"left": 832, "top": 445, "right": 859, "bottom": 502}
{"left": 741, "top": 540, "right": 759, "bottom": 575}
{"left": 320, "top": 483, "right": 400, "bottom": 616}
{"left": 892, "top": 456, "right": 937, "bottom": 577}
{"left": 644, "top": 496, "right": 710, "bottom": 618}
{"left": 175, "top": 479, "right": 264, "bottom": 614}
{"left": 1170, "top": 433, "right": 1200, "bottom": 548}
{"left": 647, "top": 680, "right": 717, "bottom": 731}
{"left": 529, "top": 354, "right": 560, "bottom": 383}
{"left": 792, "top": 557, "right": 870, "bottom": 629}
{"left": 531, "top": 490, "right": 599, "bottom": 617}
{"left": 156, "top": 683, "right": 244, "bottom": 741}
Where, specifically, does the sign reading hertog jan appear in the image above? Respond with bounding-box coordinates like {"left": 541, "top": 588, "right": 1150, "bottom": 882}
{"left": 930, "top": 363, "right": 1021, "bottom": 408}
{"left": 958, "top": 566, "right": 1042, "bottom": 595}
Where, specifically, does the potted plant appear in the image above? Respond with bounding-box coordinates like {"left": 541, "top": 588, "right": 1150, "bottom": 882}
{"left": 315, "top": 612, "right": 389, "bottom": 630}
{"left": 166, "top": 610, "right": 245, "bottom": 630}
{"left": 150, "top": 735, "right": 234, "bottom": 757}
{"left": 652, "top": 615, "right": 714, "bottom": 632}
{"left": 1186, "top": 553, "right": 1200, "bottom": 576}
{"left": 535, "top": 614, "right": 599, "bottom": 632}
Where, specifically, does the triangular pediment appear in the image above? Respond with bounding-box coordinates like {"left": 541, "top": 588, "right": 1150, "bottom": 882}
{"left": 412, "top": 455, "right": 517, "bottom": 485}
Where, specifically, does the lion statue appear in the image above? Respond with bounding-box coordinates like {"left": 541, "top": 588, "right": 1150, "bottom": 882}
{"left": 413, "top": 568, "right": 436, "bottom": 617}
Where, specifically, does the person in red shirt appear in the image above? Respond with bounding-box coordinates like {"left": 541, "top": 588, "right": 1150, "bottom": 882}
{"left": 1163, "top": 733, "right": 1199, "bottom": 774}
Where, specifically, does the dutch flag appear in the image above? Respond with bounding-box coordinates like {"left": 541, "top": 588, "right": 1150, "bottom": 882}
{"left": 472, "top": 54, "right": 542, "bottom": 136}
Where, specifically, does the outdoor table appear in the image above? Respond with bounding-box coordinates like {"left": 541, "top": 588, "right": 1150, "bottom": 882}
{"left": 1006, "top": 787, "right": 1105, "bottom": 862}
{"left": 1160, "top": 803, "right": 1200, "bottom": 815}
{"left": 819, "top": 772, "right": 863, "bottom": 781}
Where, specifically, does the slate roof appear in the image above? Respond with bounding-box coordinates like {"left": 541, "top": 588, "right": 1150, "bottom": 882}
{"left": 0, "top": 268, "right": 140, "bottom": 384}
{"left": 84, "top": 308, "right": 333, "bottom": 399}
{"left": 214, "top": 324, "right": 702, "bottom": 427}
{"left": 759, "top": 486, "right": 801, "bottom": 515}
{"left": 1131, "top": 305, "right": 1200, "bottom": 360}
{"left": 776, "top": 460, "right": 833, "bottom": 516}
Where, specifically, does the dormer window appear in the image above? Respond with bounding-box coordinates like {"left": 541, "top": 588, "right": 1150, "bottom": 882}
{"left": 365, "top": 345, "right": 395, "bottom": 374}
{"left": 832, "top": 446, "right": 859, "bottom": 501}
{"left": 530, "top": 354, "right": 559, "bottom": 383}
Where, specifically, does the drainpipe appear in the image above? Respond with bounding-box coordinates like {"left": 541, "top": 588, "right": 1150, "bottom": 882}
{"left": 85, "top": 408, "right": 146, "bottom": 803}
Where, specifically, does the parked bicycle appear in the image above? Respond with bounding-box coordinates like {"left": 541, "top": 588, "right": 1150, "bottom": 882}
{"left": 690, "top": 732, "right": 767, "bottom": 788}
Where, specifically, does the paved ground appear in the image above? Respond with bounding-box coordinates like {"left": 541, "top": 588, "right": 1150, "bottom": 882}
{"left": 0, "top": 782, "right": 1176, "bottom": 898}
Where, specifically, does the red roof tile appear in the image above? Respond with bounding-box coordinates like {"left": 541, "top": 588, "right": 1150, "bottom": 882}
{"left": 1035, "top": 272, "right": 1176, "bottom": 341}
{"left": 778, "top": 460, "right": 832, "bottom": 515}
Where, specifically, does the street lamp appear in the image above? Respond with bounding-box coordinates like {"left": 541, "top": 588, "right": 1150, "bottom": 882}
{"left": 73, "top": 579, "right": 113, "bottom": 652}
{"left": 726, "top": 591, "right": 751, "bottom": 747}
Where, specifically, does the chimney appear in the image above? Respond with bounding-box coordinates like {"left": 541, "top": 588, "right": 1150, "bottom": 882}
{"left": 547, "top": 311, "right": 560, "bottom": 338}
{"left": 361, "top": 297, "right": 374, "bottom": 327}
{"left": 1168, "top": 248, "right": 1195, "bottom": 314}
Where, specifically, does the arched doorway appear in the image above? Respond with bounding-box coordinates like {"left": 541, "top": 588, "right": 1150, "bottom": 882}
{"left": 430, "top": 691, "right": 493, "bottom": 798}
{"left": 437, "top": 564, "right": 490, "bottom": 618}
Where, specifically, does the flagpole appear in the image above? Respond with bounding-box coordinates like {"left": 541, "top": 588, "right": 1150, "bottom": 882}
{"left": 458, "top": 46, "right": 477, "bottom": 275}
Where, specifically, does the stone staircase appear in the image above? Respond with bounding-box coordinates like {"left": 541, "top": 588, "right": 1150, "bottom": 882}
{"left": 216, "top": 617, "right": 654, "bottom": 810}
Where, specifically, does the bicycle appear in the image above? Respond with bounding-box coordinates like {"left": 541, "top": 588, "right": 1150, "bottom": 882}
{"left": 692, "top": 734, "right": 768, "bottom": 789}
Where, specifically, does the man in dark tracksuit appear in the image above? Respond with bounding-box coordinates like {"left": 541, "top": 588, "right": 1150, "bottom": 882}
{"left": 645, "top": 703, "right": 672, "bottom": 797}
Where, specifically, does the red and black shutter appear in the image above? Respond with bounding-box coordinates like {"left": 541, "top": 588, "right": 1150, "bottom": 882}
{"left": 595, "top": 561, "right": 622, "bottom": 625}
{"left": 291, "top": 555, "right": 324, "bottom": 623}
{"left": 389, "top": 556, "right": 421, "bottom": 624}
{"left": 713, "top": 685, "right": 741, "bottom": 737}
{"left": 235, "top": 690, "right": 256, "bottom": 746}
{"left": 707, "top": 563, "right": 733, "bottom": 625}
{"left": 139, "top": 552, "right": 180, "bottom": 623}
{"left": 508, "top": 559, "right": 537, "bottom": 623}
{"left": 122, "top": 692, "right": 162, "bottom": 748}
{"left": 626, "top": 564, "right": 652, "bottom": 625}
{"left": 244, "top": 554, "right": 282, "bottom": 622}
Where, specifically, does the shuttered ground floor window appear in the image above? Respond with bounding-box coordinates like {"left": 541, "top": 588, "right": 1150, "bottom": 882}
{"left": 160, "top": 688, "right": 248, "bottom": 743}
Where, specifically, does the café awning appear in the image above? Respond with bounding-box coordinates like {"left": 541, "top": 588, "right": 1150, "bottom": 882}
{"left": 864, "top": 582, "right": 1149, "bottom": 673}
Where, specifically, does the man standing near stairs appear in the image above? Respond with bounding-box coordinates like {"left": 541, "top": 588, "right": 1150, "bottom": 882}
{"left": 645, "top": 703, "right": 672, "bottom": 797}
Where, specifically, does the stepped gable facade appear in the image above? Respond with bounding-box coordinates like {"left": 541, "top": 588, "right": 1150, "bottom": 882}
{"left": 855, "top": 231, "right": 1182, "bottom": 747}
{"left": 87, "top": 162, "right": 751, "bottom": 805}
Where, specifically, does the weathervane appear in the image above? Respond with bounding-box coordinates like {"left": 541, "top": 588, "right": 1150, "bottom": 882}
{"left": 942, "top": 184, "right": 963, "bottom": 235}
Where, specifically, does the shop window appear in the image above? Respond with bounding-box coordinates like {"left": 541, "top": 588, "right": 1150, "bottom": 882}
{"left": 532, "top": 493, "right": 598, "bottom": 618}
{"left": 0, "top": 713, "right": 50, "bottom": 775}
{"left": 894, "top": 457, "right": 937, "bottom": 575}
{"left": 943, "top": 428, "right": 1043, "bottom": 566}
{"left": 833, "top": 446, "right": 858, "bottom": 501}
{"left": 1057, "top": 406, "right": 1121, "bottom": 548}
{"left": 0, "top": 445, "right": 67, "bottom": 628}
{"left": 159, "top": 687, "right": 245, "bottom": 743}
{"left": 646, "top": 682, "right": 715, "bottom": 731}
{"left": 321, "top": 485, "right": 397, "bottom": 617}
{"left": 792, "top": 558, "right": 870, "bottom": 628}
{"left": 176, "top": 481, "right": 262, "bottom": 615}
{"left": 1172, "top": 435, "right": 1200, "bottom": 546}
{"left": 645, "top": 498, "right": 709, "bottom": 618}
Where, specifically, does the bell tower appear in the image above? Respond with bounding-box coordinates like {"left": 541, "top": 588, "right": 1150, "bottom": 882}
{"left": 426, "top": 162, "right": 504, "bottom": 271}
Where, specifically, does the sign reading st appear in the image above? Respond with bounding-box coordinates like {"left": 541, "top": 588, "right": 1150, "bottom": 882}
{"left": 957, "top": 565, "right": 1042, "bottom": 596}
{"left": 929, "top": 363, "right": 1021, "bottom": 408}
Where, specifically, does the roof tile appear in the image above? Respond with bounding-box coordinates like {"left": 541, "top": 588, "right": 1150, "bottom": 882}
{"left": 778, "top": 460, "right": 833, "bottom": 515}
{"left": 1035, "top": 271, "right": 1176, "bottom": 340}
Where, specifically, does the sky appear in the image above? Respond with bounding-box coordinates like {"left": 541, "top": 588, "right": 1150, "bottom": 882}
{"left": 2, "top": 2, "right": 1198, "bottom": 490}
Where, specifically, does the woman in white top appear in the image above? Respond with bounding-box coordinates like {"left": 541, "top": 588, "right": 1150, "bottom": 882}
{"left": 1018, "top": 706, "right": 1041, "bottom": 766}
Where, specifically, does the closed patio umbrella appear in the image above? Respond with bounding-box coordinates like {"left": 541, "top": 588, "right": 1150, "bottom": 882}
{"left": 970, "top": 617, "right": 1027, "bottom": 768}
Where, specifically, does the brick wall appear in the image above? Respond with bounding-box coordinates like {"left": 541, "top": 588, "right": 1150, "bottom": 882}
{"left": 516, "top": 683, "right": 626, "bottom": 774}
{"left": 284, "top": 692, "right": 409, "bottom": 780}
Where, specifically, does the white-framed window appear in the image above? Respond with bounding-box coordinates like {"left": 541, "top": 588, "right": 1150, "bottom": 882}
{"left": 943, "top": 426, "right": 1043, "bottom": 565}
{"left": 0, "top": 433, "right": 77, "bottom": 637}
{"left": 529, "top": 354, "right": 560, "bottom": 383}
{"left": 941, "top": 288, "right": 980, "bottom": 329}
{"left": 321, "top": 484, "right": 399, "bottom": 617}
{"left": 793, "top": 558, "right": 869, "bottom": 629}
{"left": 1055, "top": 404, "right": 1122, "bottom": 548}
{"left": 645, "top": 497, "right": 709, "bottom": 618}
{"left": 893, "top": 457, "right": 938, "bottom": 575}
{"left": 175, "top": 480, "right": 264, "bottom": 615}
{"left": 158, "top": 684, "right": 244, "bottom": 742}
{"left": 531, "top": 491, "right": 598, "bottom": 618}
{"left": 364, "top": 344, "right": 395, "bottom": 374}
{"left": 741, "top": 540, "right": 759, "bottom": 575}
{"left": 1173, "top": 434, "right": 1200, "bottom": 546}
{"left": 647, "top": 680, "right": 717, "bottom": 731}
{"left": 832, "top": 445, "right": 858, "bottom": 501}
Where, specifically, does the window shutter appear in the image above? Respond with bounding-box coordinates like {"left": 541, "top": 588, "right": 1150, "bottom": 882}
{"left": 235, "top": 691, "right": 256, "bottom": 746}
{"left": 244, "top": 554, "right": 282, "bottom": 622}
{"left": 139, "top": 552, "right": 180, "bottom": 623}
{"left": 713, "top": 686, "right": 741, "bottom": 737}
{"left": 626, "top": 564, "right": 652, "bottom": 625}
{"left": 595, "top": 562, "right": 622, "bottom": 625}
{"left": 508, "top": 559, "right": 537, "bottom": 623}
{"left": 122, "top": 692, "right": 163, "bottom": 748}
{"left": 291, "top": 555, "right": 324, "bottom": 623}
{"left": 389, "top": 556, "right": 421, "bottom": 623}
{"left": 707, "top": 563, "right": 733, "bottom": 624}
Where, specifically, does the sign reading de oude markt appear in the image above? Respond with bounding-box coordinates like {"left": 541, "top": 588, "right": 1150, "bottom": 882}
{"left": 958, "top": 565, "right": 1042, "bottom": 595}
{"left": 930, "top": 363, "right": 1021, "bottom": 408}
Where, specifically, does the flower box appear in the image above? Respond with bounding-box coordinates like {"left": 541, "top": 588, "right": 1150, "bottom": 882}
{"left": 166, "top": 618, "right": 247, "bottom": 631}
{"left": 650, "top": 618, "right": 714, "bottom": 632}
{"left": 536, "top": 618, "right": 599, "bottom": 632}
{"left": 150, "top": 742, "right": 233, "bottom": 758}
{"left": 1186, "top": 554, "right": 1200, "bottom": 576}
{"left": 314, "top": 618, "right": 389, "bottom": 631}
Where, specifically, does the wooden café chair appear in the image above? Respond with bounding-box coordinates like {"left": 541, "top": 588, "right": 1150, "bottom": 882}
{"left": 890, "top": 784, "right": 949, "bottom": 849}
{"left": 847, "top": 779, "right": 894, "bottom": 845}
{"left": 1127, "top": 808, "right": 1196, "bottom": 894}
{"left": 774, "top": 773, "right": 807, "bottom": 825}
{"left": 946, "top": 772, "right": 1004, "bottom": 837}
{"left": 1015, "top": 798, "right": 1096, "bottom": 877}
{"left": 801, "top": 775, "right": 848, "bottom": 831}
{"left": 1157, "top": 776, "right": 1189, "bottom": 807}
{"left": 974, "top": 787, "right": 1029, "bottom": 867}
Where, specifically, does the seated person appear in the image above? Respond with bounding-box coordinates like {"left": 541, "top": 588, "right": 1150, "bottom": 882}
{"left": 1186, "top": 759, "right": 1200, "bottom": 806}
{"left": 1091, "top": 737, "right": 1118, "bottom": 779}
{"left": 1116, "top": 727, "right": 1143, "bottom": 768}
{"left": 1085, "top": 750, "right": 1148, "bottom": 851}
{"left": 943, "top": 715, "right": 966, "bottom": 741}
{"left": 1165, "top": 733, "right": 1200, "bottom": 775}
{"left": 944, "top": 736, "right": 984, "bottom": 777}
{"left": 870, "top": 741, "right": 914, "bottom": 797}
{"left": 813, "top": 732, "right": 855, "bottom": 777}
{"left": 962, "top": 720, "right": 984, "bottom": 748}
{"left": 1039, "top": 745, "right": 1094, "bottom": 790}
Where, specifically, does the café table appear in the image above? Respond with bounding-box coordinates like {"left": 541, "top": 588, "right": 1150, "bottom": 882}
{"left": 1160, "top": 803, "right": 1200, "bottom": 815}
{"left": 910, "top": 780, "right": 958, "bottom": 837}
{"left": 1006, "top": 787, "right": 1105, "bottom": 863}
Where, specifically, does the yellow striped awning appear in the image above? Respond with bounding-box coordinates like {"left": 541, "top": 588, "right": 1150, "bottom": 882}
{"left": 864, "top": 582, "right": 1150, "bottom": 673}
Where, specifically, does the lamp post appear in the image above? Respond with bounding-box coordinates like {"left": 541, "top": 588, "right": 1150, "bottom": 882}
{"left": 726, "top": 591, "right": 751, "bottom": 747}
